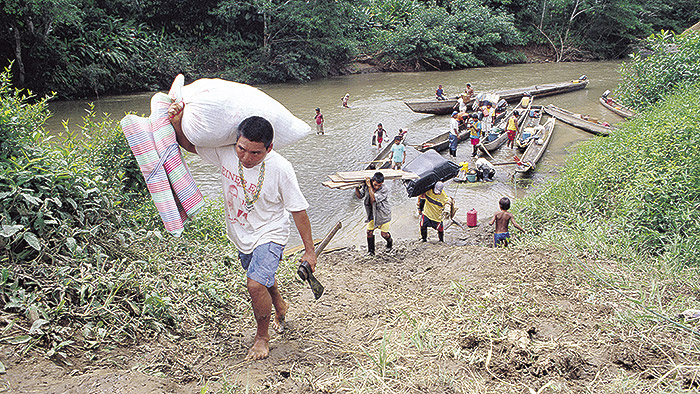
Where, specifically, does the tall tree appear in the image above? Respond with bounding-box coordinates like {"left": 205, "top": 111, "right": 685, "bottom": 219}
{"left": 0, "top": 0, "right": 81, "bottom": 86}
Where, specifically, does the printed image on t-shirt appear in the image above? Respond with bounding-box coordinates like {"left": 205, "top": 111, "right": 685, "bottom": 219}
{"left": 222, "top": 166, "right": 259, "bottom": 227}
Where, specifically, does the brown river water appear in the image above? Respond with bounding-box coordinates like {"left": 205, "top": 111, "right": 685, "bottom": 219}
{"left": 47, "top": 61, "right": 624, "bottom": 249}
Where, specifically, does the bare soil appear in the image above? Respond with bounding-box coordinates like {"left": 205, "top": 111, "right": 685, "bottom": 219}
{"left": 2, "top": 223, "right": 697, "bottom": 393}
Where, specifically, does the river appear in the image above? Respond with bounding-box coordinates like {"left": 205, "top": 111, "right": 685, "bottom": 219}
{"left": 46, "top": 61, "right": 624, "bottom": 250}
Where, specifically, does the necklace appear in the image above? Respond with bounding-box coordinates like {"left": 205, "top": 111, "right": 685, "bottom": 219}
{"left": 238, "top": 160, "right": 265, "bottom": 211}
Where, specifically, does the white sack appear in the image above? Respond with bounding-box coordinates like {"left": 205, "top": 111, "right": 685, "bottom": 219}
{"left": 168, "top": 74, "right": 310, "bottom": 148}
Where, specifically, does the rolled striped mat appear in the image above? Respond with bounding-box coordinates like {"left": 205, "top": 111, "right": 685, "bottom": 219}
{"left": 120, "top": 93, "right": 205, "bottom": 236}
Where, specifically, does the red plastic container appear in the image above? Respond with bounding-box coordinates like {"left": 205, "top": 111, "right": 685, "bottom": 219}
{"left": 466, "top": 209, "right": 478, "bottom": 227}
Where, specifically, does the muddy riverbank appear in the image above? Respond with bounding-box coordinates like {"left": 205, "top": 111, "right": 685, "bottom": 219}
{"left": 3, "top": 228, "right": 694, "bottom": 393}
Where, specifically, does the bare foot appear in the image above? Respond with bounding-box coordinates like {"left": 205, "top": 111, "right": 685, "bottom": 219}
{"left": 246, "top": 336, "right": 270, "bottom": 360}
{"left": 272, "top": 300, "right": 288, "bottom": 334}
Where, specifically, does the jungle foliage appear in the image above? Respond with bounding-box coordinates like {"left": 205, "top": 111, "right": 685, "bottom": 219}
{"left": 1, "top": 0, "right": 698, "bottom": 98}
{"left": 0, "top": 66, "right": 276, "bottom": 357}
{"left": 517, "top": 32, "right": 700, "bottom": 266}
{"left": 615, "top": 31, "right": 700, "bottom": 109}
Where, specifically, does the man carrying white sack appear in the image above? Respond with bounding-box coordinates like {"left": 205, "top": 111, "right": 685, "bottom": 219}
{"left": 168, "top": 102, "right": 317, "bottom": 361}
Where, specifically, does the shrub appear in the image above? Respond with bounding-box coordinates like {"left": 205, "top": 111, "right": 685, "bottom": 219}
{"left": 616, "top": 31, "right": 700, "bottom": 109}
{"left": 517, "top": 85, "right": 700, "bottom": 266}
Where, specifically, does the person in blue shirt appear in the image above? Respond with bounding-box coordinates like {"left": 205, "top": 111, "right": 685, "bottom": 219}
{"left": 436, "top": 85, "right": 446, "bottom": 100}
{"left": 390, "top": 136, "right": 406, "bottom": 169}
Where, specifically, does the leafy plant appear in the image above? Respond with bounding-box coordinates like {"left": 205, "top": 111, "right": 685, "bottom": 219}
{"left": 517, "top": 82, "right": 700, "bottom": 266}
{"left": 616, "top": 31, "right": 700, "bottom": 109}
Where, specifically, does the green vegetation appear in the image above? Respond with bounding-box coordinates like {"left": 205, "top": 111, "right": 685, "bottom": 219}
{"left": 2, "top": 0, "right": 698, "bottom": 98}
{"left": 519, "top": 31, "right": 700, "bottom": 267}
{"left": 616, "top": 31, "right": 700, "bottom": 109}
{"left": 519, "top": 85, "right": 700, "bottom": 263}
{"left": 0, "top": 66, "right": 305, "bottom": 362}
{"left": 516, "top": 31, "right": 700, "bottom": 336}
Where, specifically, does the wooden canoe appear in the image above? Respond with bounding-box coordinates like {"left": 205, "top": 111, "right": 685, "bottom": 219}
{"left": 515, "top": 104, "right": 544, "bottom": 151}
{"left": 599, "top": 96, "right": 635, "bottom": 119}
{"left": 414, "top": 128, "right": 470, "bottom": 153}
{"left": 365, "top": 140, "right": 395, "bottom": 170}
{"left": 479, "top": 104, "right": 530, "bottom": 152}
{"left": 515, "top": 118, "right": 556, "bottom": 173}
{"left": 544, "top": 104, "right": 611, "bottom": 136}
{"left": 404, "top": 78, "right": 589, "bottom": 115}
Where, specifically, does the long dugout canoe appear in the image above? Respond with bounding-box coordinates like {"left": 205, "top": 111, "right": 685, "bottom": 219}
{"left": 404, "top": 78, "right": 589, "bottom": 115}
{"left": 544, "top": 104, "right": 612, "bottom": 136}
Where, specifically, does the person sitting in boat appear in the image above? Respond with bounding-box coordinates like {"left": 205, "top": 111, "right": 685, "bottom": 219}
{"left": 436, "top": 85, "right": 446, "bottom": 100}
{"left": 464, "top": 83, "right": 474, "bottom": 101}
{"left": 475, "top": 157, "right": 496, "bottom": 182}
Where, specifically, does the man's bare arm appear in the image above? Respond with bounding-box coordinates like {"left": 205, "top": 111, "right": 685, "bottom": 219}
{"left": 291, "top": 210, "right": 317, "bottom": 271}
{"left": 168, "top": 102, "right": 196, "bottom": 154}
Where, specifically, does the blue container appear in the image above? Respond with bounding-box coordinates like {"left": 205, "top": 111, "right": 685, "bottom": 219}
{"left": 487, "top": 133, "right": 499, "bottom": 142}
{"left": 466, "top": 173, "right": 477, "bottom": 182}
{"left": 522, "top": 131, "right": 531, "bottom": 140}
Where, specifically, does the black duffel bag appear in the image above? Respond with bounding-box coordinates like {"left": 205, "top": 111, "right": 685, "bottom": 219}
{"left": 402, "top": 150, "right": 460, "bottom": 197}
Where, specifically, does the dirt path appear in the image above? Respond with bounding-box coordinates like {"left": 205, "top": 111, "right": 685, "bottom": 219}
{"left": 2, "top": 234, "right": 696, "bottom": 393}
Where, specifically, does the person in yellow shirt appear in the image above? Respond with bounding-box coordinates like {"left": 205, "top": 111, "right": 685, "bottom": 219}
{"left": 506, "top": 110, "right": 520, "bottom": 149}
{"left": 417, "top": 181, "right": 449, "bottom": 242}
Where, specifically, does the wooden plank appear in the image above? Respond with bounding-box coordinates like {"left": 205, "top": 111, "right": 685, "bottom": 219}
{"left": 322, "top": 180, "right": 362, "bottom": 189}
{"left": 339, "top": 183, "right": 362, "bottom": 190}
{"left": 336, "top": 169, "right": 418, "bottom": 181}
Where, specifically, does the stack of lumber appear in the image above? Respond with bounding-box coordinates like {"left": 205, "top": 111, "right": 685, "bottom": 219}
{"left": 322, "top": 169, "right": 419, "bottom": 190}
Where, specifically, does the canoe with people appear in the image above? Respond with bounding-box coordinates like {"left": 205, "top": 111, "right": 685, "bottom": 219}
{"left": 404, "top": 76, "right": 589, "bottom": 115}
{"left": 365, "top": 131, "right": 406, "bottom": 170}
{"left": 479, "top": 100, "right": 531, "bottom": 153}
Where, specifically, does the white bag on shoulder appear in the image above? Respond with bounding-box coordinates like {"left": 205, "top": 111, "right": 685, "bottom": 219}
{"left": 168, "top": 74, "right": 310, "bottom": 148}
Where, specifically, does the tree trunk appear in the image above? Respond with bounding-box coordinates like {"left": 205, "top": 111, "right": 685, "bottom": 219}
{"left": 11, "top": 22, "right": 25, "bottom": 86}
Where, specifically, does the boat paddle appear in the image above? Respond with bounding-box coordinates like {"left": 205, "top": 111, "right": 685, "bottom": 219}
{"left": 297, "top": 221, "right": 342, "bottom": 300}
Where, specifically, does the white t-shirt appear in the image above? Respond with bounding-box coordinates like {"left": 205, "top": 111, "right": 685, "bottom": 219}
{"left": 450, "top": 117, "right": 459, "bottom": 135}
{"left": 458, "top": 98, "right": 468, "bottom": 113}
{"left": 196, "top": 147, "right": 309, "bottom": 254}
{"left": 475, "top": 157, "right": 495, "bottom": 171}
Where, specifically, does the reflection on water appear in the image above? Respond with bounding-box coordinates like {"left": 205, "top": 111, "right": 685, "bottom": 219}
{"left": 47, "top": 61, "right": 623, "bottom": 249}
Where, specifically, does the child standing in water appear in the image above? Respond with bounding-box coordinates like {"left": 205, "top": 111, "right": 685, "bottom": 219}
{"left": 374, "top": 123, "right": 385, "bottom": 150}
{"left": 314, "top": 108, "right": 324, "bottom": 135}
{"left": 489, "top": 197, "right": 524, "bottom": 247}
